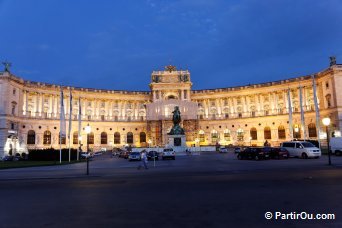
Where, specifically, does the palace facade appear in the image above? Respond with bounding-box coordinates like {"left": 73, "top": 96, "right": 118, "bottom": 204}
{"left": 1, "top": 60, "right": 342, "bottom": 157}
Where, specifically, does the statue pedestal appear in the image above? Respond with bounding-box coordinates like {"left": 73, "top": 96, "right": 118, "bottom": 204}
{"left": 167, "top": 135, "right": 186, "bottom": 152}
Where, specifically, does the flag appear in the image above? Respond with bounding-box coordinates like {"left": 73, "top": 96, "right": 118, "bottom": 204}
{"left": 299, "top": 86, "right": 306, "bottom": 139}
{"left": 68, "top": 89, "right": 73, "bottom": 162}
{"left": 287, "top": 88, "right": 293, "bottom": 140}
{"left": 60, "top": 89, "right": 66, "bottom": 137}
{"left": 59, "top": 88, "right": 66, "bottom": 163}
{"left": 78, "top": 97, "right": 82, "bottom": 160}
{"left": 312, "top": 75, "right": 321, "bottom": 143}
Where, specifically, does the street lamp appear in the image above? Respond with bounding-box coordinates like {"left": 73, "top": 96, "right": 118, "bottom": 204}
{"left": 148, "top": 139, "right": 152, "bottom": 148}
{"left": 195, "top": 138, "right": 200, "bottom": 154}
{"left": 85, "top": 123, "right": 91, "bottom": 175}
{"left": 322, "top": 117, "right": 331, "bottom": 165}
{"left": 78, "top": 136, "right": 82, "bottom": 161}
{"left": 294, "top": 126, "right": 299, "bottom": 139}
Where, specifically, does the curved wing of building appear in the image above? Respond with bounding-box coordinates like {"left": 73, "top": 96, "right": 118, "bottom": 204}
{"left": 0, "top": 61, "right": 341, "bottom": 157}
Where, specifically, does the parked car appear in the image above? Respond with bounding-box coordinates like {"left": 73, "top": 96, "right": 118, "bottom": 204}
{"left": 14, "top": 155, "right": 24, "bottom": 161}
{"left": 330, "top": 137, "right": 342, "bottom": 156}
{"left": 147, "top": 151, "right": 159, "bottom": 160}
{"left": 237, "top": 147, "right": 270, "bottom": 160}
{"left": 281, "top": 141, "right": 321, "bottom": 158}
{"left": 162, "top": 148, "right": 175, "bottom": 160}
{"left": 219, "top": 146, "right": 228, "bottom": 153}
{"left": 128, "top": 152, "right": 141, "bottom": 161}
{"left": 80, "top": 152, "right": 93, "bottom": 159}
{"left": 119, "top": 151, "right": 130, "bottom": 159}
{"left": 234, "top": 147, "right": 241, "bottom": 154}
{"left": 268, "top": 147, "right": 289, "bottom": 159}
{"left": 2, "top": 155, "right": 14, "bottom": 161}
{"left": 93, "top": 151, "right": 102, "bottom": 156}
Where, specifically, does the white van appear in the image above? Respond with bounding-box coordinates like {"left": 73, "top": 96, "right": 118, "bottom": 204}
{"left": 330, "top": 137, "right": 342, "bottom": 156}
{"left": 281, "top": 141, "right": 321, "bottom": 159}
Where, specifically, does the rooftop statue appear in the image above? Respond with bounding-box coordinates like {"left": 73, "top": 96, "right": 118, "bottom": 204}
{"left": 2, "top": 61, "right": 11, "bottom": 73}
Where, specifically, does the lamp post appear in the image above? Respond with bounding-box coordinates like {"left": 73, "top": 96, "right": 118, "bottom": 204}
{"left": 85, "top": 123, "right": 91, "bottom": 175}
{"left": 195, "top": 138, "right": 200, "bottom": 154}
{"left": 294, "top": 126, "right": 299, "bottom": 139}
{"left": 78, "top": 136, "right": 82, "bottom": 161}
{"left": 148, "top": 139, "right": 152, "bottom": 148}
{"left": 322, "top": 117, "right": 331, "bottom": 165}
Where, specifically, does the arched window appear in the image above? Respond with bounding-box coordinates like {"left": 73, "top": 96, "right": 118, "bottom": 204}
{"left": 73, "top": 131, "right": 78, "bottom": 145}
{"left": 250, "top": 127, "right": 257, "bottom": 140}
{"left": 140, "top": 132, "right": 146, "bottom": 143}
{"left": 211, "top": 130, "right": 218, "bottom": 143}
{"left": 87, "top": 132, "right": 94, "bottom": 144}
{"left": 199, "top": 130, "right": 205, "bottom": 142}
{"left": 101, "top": 132, "right": 107, "bottom": 144}
{"left": 43, "top": 131, "right": 51, "bottom": 145}
{"left": 27, "top": 130, "right": 35, "bottom": 144}
{"left": 59, "top": 132, "right": 66, "bottom": 144}
{"left": 224, "top": 129, "right": 231, "bottom": 141}
{"left": 127, "top": 132, "right": 133, "bottom": 144}
{"left": 278, "top": 126, "right": 286, "bottom": 139}
{"left": 237, "top": 129, "right": 244, "bottom": 141}
{"left": 264, "top": 127, "right": 271, "bottom": 139}
{"left": 308, "top": 123, "right": 317, "bottom": 138}
{"left": 114, "top": 132, "right": 120, "bottom": 144}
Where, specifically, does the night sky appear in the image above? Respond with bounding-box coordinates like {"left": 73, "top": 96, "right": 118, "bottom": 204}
{"left": 0, "top": 0, "right": 341, "bottom": 91}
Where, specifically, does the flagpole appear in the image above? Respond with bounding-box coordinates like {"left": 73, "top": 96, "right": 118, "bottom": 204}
{"left": 312, "top": 75, "right": 321, "bottom": 147}
{"left": 59, "top": 88, "right": 64, "bottom": 164}
{"left": 287, "top": 88, "right": 293, "bottom": 140}
{"left": 299, "top": 85, "right": 306, "bottom": 140}
{"left": 78, "top": 97, "right": 82, "bottom": 161}
{"left": 68, "top": 89, "right": 72, "bottom": 162}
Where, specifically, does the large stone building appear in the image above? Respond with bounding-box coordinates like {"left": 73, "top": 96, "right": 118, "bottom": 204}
{"left": 1, "top": 60, "right": 342, "bottom": 157}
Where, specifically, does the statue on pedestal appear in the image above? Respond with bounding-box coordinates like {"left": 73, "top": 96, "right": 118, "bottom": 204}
{"left": 168, "top": 106, "right": 185, "bottom": 135}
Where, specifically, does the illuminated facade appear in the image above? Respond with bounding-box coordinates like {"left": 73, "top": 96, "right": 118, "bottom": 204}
{"left": 1, "top": 60, "right": 342, "bottom": 157}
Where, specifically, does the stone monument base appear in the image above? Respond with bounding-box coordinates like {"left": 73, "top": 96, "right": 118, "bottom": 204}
{"left": 167, "top": 135, "right": 186, "bottom": 152}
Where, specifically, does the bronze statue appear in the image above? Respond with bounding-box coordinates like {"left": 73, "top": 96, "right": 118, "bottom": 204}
{"left": 2, "top": 61, "right": 11, "bottom": 73}
{"left": 168, "top": 106, "right": 185, "bottom": 135}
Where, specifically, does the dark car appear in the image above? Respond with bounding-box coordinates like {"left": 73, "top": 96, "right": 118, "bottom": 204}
{"left": 237, "top": 147, "right": 270, "bottom": 160}
{"left": 2, "top": 155, "right": 14, "bottom": 161}
{"left": 119, "top": 151, "right": 130, "bottom": 159}
{"left": 234, "top": 147, "right": 242, "bottom": 154}
{"left": 147, "top": 151, "right": 159, "bottom": 160}
{"left": 269, "top": 147, "right": 289, "bottom": 159}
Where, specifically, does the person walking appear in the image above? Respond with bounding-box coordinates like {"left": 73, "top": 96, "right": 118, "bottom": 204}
{"left": 137, "top": 150, "right": 148, "bottom": 170}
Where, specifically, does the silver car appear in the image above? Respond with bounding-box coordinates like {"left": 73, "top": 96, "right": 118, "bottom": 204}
{"left": 128, "top": 152, "right": 141, "bottom": 161}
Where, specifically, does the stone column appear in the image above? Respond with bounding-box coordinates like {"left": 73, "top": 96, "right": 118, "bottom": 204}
{"left": 242, "top": 96, "right": 247, "bottom": 115}
{"left": 49, "top": 95, "right": 53, "bottom": 118}
{"left": 41, "top": 94, "right": 44, "bottom": 116}
{"left": 187, "top": 90, "right": 190, "bottom": 100}
{"left": 181, "top": 90, "right": 184, "bottom": 100}
{"left": 22, "top": 90, "right": 27, "bottom": 115}
{"left": 283, "top": 90, "right": 288, "bottom": 113}
{"left": 228, "top": 97, "right": 233, "bottom": 114}
{"left": 82, "top": 98, "right": 86, "bottom": 119}
{"left": 91, "top": 100, "right": 95, "bottom": 119}
{"left": 273, "top": 92, "right": 278, "bottom": 114}
{"left": 109, "top": 100, "right": 113, "bottom": 118}
{"left": 35, "top": 93, "right": 39, "bottom": 116}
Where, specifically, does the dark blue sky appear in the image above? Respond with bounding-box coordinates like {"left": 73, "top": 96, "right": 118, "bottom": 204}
{"left": 1, "top": 0, "right": 341, "bottom": 91}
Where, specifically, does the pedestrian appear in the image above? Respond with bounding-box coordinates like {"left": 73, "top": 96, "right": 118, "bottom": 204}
{"left": 137, "top": 150, "right": 148, "bottom": 170}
